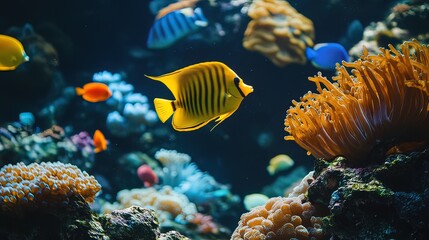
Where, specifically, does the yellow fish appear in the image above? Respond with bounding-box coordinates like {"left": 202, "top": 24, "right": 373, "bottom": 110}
{"left": 0, "top": 34, "right": 29, "bottom": 71}
{"left": 243, "top": 193, "right": 269, "bottom": 211}
{"left": 146, "top": 61, "right": 253, "bottom": 131}
{"left": 267, "top": 154, "right": 294, "bottom": 175}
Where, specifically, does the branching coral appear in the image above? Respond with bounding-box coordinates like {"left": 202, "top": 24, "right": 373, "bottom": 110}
{"left": 243, "top": 0, "right": 314, "bottom": 67}
{"left": 0, "top": 162, "right": 100, "bottom": 210}
{"left": 155, "top": 148, "right": 231, "bottom": 204}
{"left": 285, "top": 40, "right": 429, "bottom": 165}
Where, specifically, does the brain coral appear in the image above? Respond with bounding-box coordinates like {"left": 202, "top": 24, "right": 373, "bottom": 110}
{"left": 0, "top": 162, "right": 101, "bottom": 210}
{"left": 285, "top": 40, "right": 429, "bottom": 165}
{"left": 243, "top": 0, "right": 314, "bottom": 67}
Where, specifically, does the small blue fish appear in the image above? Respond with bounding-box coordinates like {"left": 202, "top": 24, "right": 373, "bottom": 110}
{"left": 305, "top": 43, "right": 350, "bottom": 70}
{"left": 147, "top": 7, "right": 208, "bottom": 49}
{"left": 340, "top": 19, "right": 364, "bottom": 49}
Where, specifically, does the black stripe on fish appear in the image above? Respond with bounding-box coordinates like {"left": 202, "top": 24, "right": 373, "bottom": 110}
{"left": 174, "top": 12, "right": 186, "bottom": 33}
{"left": 165, "top": 14, "right": 177, "bottom": 39}
{"left": 234, "top": 77, "right": 246, "bottom": 98}
{"left": 213, "top": 64, "right": 222, "bottom": 114}
{"left": 180, "top": 83, "right": 187, "bottom": 112}
{"left": 189, "top": 78, "right": 197, "bottom": 116}
{"left": 153, "top": 22, "right": 164, "bottom": 43}
{"left": 172, "top": 101, "right": 176, "bottom": 111}
{"left": 187, "top": 80, "right": 195, "bottom": 115}
{"left": 221, "top": 66, "right": 227, "bottom": 107}
{"left": 201, "top": 67, "right": 209, "bottom": 116}
{"left": 195, "top": 75, "right": 203, "bottom": 116}
{"left": 208, "top": 65, "right": 216, "bottom": 115}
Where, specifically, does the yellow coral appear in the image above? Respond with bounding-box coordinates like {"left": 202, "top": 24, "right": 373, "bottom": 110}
{"left": 0, "top": 162, "right": 100, "bottom": 210}
{"left": 243, "top": 0, "right": 314, "bottom": 67}
{"left": 284, "top": 40, "right": 429, "bottom": 165}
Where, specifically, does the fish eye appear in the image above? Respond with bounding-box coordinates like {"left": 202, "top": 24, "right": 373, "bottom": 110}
{"left": 234, "top": 77, "right": 240, "bottom": 85}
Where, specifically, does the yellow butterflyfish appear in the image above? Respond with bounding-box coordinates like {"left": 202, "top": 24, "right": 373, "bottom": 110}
{"left": 146, "top": 61, "right": 253, "bottom": 131}
{"left": 0, "top": 34, "right": 29, "bottom": 71}
{"left": 243, "top": 193, "right": 269, "bottom": 211}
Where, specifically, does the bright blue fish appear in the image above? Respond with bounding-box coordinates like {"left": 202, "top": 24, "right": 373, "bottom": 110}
{"left": 306, "top": 43, "right": 350, "bottom": 70}
{"left": 147, "top": 7, "right": 208, "bottom": 49}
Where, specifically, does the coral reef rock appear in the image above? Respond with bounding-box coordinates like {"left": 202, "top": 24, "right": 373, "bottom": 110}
{"left": 308, "top": 148, "right": 429, "bottom": 239}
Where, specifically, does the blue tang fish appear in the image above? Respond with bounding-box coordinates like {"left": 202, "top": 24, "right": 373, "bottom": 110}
{"left": 147, "top": 7, "right": 208, "bottom": 49}
{"left": 305, "top": 43, "right": 350, "bottom": 70}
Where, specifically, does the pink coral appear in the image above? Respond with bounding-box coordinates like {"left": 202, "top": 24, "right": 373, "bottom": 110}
{"left": 188, "top": 213, "right": 219, "bottom": 234}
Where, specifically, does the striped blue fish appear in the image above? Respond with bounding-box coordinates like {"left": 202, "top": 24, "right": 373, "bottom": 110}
{"left": 147, "top": 7, "right": 208, "bottom": 49}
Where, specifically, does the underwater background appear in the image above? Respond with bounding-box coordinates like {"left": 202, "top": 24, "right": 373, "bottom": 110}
{"left": 0, "top": 0, "right": 429, "bottom": 239}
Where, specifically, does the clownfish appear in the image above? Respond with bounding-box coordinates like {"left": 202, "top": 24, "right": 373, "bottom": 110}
{"left": 76, "top": 82, "right": 112, "bottom": 103}
{"left": 146, "top": 61, "right": 253, "bottom": 131}
{"left": 306, "top": 43, "right": 350, "bottom": 70}
{"left": 93, "top": 130, "right": 108, "bottom": 153}
{"left": 0, "top": 34, "right": 29, "bottom": 71}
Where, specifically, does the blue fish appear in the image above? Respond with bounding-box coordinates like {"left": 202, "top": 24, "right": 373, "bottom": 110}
{"left": 306, "top": 43, "right": 350, "bottom": 70}
{"left": 340, "top": 19, "right": 364, "bottom": 49}
{"left": 147, "top": 7, "right": 208, "bottom": 49}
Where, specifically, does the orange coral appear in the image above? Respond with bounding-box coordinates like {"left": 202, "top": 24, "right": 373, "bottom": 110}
{"left": 156, "top": 0, "right": 200, "bottom": 19}
{"left": 284, "top": 40, "right": 429, "bottom": 165}
{"left": 0, "top": 162, "right": 101, "bottom": 210}
{"left": 231, "top": 196, "right": 324, "bottom": 240}
{"left": 243, "top": 0, "right": 314, "bottom": 67}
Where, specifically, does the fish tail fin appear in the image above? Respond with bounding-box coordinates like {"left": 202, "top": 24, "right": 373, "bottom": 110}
{"left": 154, "top": 98, "right": 176, "bottom": 123}
{"left": 94, "top": 147, "right": 101, "bottom": 153}
{"left": 305, "top": 47, "right": 316, "bottom": 61}
{"left": 75, "top": 87, "right": 85, "bottom": 96}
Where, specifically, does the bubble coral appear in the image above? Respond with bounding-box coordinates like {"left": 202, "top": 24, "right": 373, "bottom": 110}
{"left": 284, "top": 40, "right": 429, "bottom": 166}
{"left": 0, "top": 162, "right": 101, "bottom": 210}
{"left": 231, "top": 196, "right": 324, "bottom": 240}
{"left": 243, "top": 0, "right": 314, "bottom": 67}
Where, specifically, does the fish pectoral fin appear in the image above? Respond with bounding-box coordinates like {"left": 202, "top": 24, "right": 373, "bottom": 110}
{"left": 210, "top": 110, "right": 237, "bottom": 132}
{"left": 154, "top": 98, "right": 176, "bottom": 123}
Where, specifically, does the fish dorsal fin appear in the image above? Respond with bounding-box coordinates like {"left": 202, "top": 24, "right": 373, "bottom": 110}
{"left": 145, "top": 62, "right": 223, "bottom": 99}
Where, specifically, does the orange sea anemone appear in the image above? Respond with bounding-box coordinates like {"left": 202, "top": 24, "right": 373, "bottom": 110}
{"left": 284, "top": 39, "right": 429, "bottom": 165}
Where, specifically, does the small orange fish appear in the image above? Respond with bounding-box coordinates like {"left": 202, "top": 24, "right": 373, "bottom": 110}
{"left": 76, "top": 82, "right": 112, "bottom": 102}
{"left": 93, "top": 130, "right": 108, "bottom": 153}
